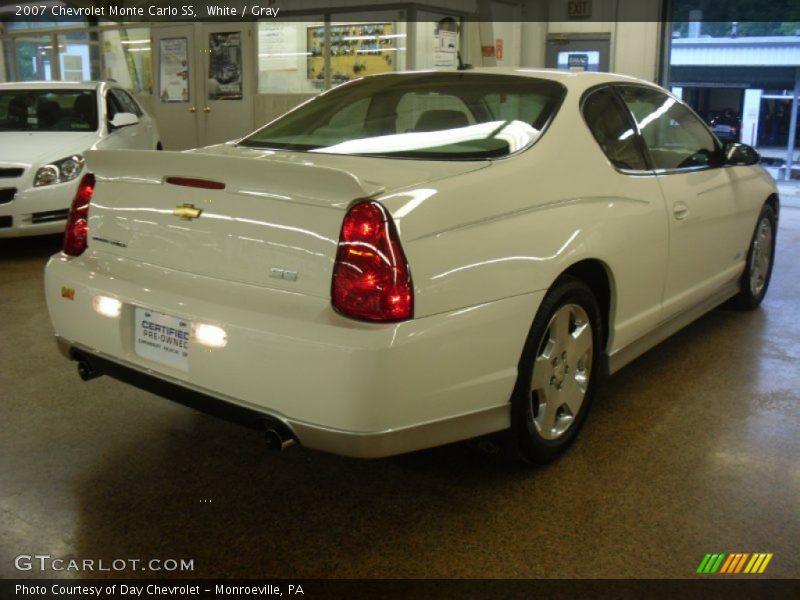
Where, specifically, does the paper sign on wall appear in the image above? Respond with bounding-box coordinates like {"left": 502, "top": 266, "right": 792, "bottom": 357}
{"left": 434, "top": 29, "right": 458, "bottom": 67}
{"left": 159, "top": 37, "right": 189, "bottom": 102}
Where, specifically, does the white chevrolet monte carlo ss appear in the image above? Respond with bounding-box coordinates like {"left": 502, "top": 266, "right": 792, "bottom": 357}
{"left": 0, "top": 81, "right": 160, "bottom": 237}
{"left": 44, "top": 69, "right": 778, "bottom": 463}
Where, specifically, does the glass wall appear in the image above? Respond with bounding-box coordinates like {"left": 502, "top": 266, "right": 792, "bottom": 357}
{"left": 667, "top": 0, "right": 800, "bottom": 171}
{"left": 1, "top": 25, "right": 151, "bottom": 93}
{"left": 14, "top": 34, "right": 53, "bottom": 80}
{"left": 101, "top": 28, "right": 152, "bottom": 94}
{"left": 3, "top": 14, "right": 465, "bottom": 95}
{"left": 330, "top": 10, "right": 408, "bottom": 82}
{"left": 257, "top": 11, "right": 414, "bottom": 95}
{"left": 257, "top": 19, "right": 325, "bottom": 93}
{"left": 57, "top": 30, "right": 101, "bottom": 81}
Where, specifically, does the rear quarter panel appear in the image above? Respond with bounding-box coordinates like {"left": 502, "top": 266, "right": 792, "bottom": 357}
{"left": 381, "top": 85, "right": 671, "bottom": 355}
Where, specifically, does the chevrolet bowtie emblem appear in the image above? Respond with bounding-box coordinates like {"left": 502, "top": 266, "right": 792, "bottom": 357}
{"left": 173, "top": 203, "right": 203, "bottom": 220}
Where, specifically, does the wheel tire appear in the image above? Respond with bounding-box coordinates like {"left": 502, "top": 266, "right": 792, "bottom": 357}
{"left": 156, "top": 142, "right": 164, "bottom": 151}
{"left": 729, "top": 204, "right": 777, "bottom": 310}
{"left": 511, "top": 276, "right": 602, "bottom": 465}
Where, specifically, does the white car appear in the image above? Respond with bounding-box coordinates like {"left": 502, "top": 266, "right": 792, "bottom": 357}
{"left": 44, "top": 69, "right": 777, "bottom": 463}
{"left": 0, "top": 80, "right": 160, "bottom": 237}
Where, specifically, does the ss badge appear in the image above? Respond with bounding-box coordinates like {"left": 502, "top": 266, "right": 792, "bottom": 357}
{"left": 270, "top": 268, "right": 298, "bottom": 282}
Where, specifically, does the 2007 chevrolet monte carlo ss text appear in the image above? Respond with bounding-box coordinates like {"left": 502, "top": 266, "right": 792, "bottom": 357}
{"left": 44, "top": 68, "right": 777, "bottom": 463}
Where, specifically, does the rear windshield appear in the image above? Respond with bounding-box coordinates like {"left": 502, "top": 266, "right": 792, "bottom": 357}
{"left": 240, "top": 73, "right": 565, "bottom": 159}
{"left": 0, "top": 89, "right": 98, "bottom": 132}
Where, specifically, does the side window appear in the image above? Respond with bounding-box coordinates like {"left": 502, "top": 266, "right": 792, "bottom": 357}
{"left": 618, "top": 86, "right": 720, "bottom": 171}
{"left": 105, "top": 92, "right": 120, "bottom": 121}
{"left": 111, "top": 89, "right": 143, "bottom": 117}
{"left": 582, "top": 87, "right": 648, "bottom": 171}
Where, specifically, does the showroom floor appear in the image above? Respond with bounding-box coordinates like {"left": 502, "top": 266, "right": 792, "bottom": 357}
{"left": 1, "top": 206, "right": 799, "bottom": 580}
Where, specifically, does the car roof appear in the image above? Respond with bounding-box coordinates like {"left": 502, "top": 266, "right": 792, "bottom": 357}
{"left": 381, "top": 67, "right": 660, "bottom": 91}
{"left": 0, "top": 80, "right": 100, "bottom": 91}
{"left": 472, "top": 67, "right": 640, "bottom": 82}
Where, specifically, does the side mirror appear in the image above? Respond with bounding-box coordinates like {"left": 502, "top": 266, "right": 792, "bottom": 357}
{"left": 109, "top": 112, "right": 139, "bottom": 130}
{"left": 725, "top": 142, "right": 760, "bottom": 166}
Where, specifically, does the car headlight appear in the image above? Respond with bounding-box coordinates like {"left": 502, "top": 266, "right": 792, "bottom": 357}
{"left": 34, "top": 155, "right": 85, "bottom": 187}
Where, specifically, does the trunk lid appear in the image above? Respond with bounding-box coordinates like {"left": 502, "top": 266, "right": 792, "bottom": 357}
{"left": 84, "top": 148, "right": 487, "bottom": 297}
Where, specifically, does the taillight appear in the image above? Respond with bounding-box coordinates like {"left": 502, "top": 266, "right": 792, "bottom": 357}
{"left": 332, "top": 200, "right": 413, "bottom": 322}
{"left": 63, "top": 173, "right": 94, "bottom": 257}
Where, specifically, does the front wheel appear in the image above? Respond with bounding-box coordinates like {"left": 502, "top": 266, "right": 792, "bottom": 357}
{"left": 511, "top": 277, "right": 602, "bottom": 464}
{"left": 730, "top": 204, "right": 776, "bottom": 310}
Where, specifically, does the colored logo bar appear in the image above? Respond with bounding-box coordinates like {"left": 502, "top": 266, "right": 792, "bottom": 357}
{"left": 697, "top": 553, "right": 773, "bottom": 574}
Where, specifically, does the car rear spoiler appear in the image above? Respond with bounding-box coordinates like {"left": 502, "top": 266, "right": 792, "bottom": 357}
{"left": 84, "top": 149, "right": 384, "bottom": 209}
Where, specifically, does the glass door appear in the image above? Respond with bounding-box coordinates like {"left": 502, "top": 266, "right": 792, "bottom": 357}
{"left": 201, "top": 23, "right": 255, "bottom": 146}
{"left": 152, "top": 25, "right": 198, "bottom": 150}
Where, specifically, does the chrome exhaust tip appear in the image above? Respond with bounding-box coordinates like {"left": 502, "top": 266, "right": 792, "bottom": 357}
{"left": 265, "top": 428, "right": 296, "bottom": 453}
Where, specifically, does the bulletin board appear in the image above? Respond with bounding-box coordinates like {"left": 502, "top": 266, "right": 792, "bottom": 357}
{"left": 307, "top": 23, "right": 397, "bottom": 86}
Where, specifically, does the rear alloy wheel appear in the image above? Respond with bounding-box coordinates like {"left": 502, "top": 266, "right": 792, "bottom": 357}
{"left": 512, "top": 277, "right": 602, "bottom": 464}
{"left": 730, "top": 204, "right": 776, "bottom": 310}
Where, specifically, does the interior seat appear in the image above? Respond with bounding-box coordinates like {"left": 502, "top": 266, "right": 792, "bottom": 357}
{"left": 414, "top": 110, "right": 469, "bottom": 132}
{"left": 37, "top": 100, "right": 62, "bottom": 129}
{"left": 72, "top": 94, "right": 97, "bottom": 128}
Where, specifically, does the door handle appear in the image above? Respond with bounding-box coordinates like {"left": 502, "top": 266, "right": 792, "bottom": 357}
{"left": 203, "top": 106, "right": 211, "bottom": 113}
{"left": 188, "top": 106, "right": 196, "bottom": 113}
{"left": 673, "top": 201, "right": 690, "bottom": 220}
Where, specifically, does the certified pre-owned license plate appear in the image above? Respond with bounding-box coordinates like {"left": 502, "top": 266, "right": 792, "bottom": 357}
{"left": 134, "top": 308, "right": 190, "bottom": 371}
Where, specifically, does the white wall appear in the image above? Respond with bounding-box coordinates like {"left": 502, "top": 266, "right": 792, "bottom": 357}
{"left": 741, "top": 89, "right": 762, "bottom": 146}
{"left": 520, "top": 22, "right": 547, "bottom": 68}
{"left": 0, "top": 40, "right": 6, "bottom": 83}
{"left": 612, "top": 21, "right": 661, "bottom": 81}
{"left": 491, "top": 1, "right": 522, "bottom": 67}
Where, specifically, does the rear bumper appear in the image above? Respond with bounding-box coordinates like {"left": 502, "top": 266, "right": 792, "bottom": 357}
{"left": 57, "top": 336, "right": 510, "bottom": 458}
{"left": 46, "top": 251, "right": 543, "bottom": 457}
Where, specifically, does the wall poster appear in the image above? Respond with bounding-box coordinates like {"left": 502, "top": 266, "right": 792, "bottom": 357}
{"left": 159, "top": 37, "right": 189, "bottom": 103}
{"left": 258, "top": 24, "right": 298, "bottom": 72}
{"left": 208, "top": 31, "right": 242, "bottom": 100}
{"left": 434, "top": 29, "right": 458, "bottom": 67}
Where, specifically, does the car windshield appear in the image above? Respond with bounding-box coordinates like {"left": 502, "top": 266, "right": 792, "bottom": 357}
{"left": 240, "top": 73, "right": 565, "bottom": 159}
{"left": 0, "top": 89, "right": 98, "bottom": 132}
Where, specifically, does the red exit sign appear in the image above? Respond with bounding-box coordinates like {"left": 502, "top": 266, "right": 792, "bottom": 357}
{"left": 568, "top": 0, "right": 591, "bottom": 19}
